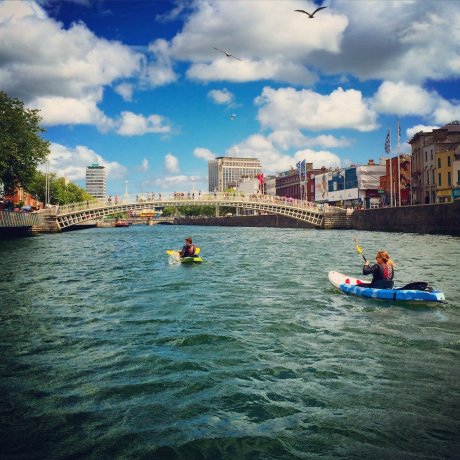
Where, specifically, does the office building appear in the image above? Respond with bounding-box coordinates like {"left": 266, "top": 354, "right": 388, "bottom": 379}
{"left": 208, "top": 157, "right": 262, "bottom": 192}
{"left": 86, "top": 163, "right": 106, "bottom": 199}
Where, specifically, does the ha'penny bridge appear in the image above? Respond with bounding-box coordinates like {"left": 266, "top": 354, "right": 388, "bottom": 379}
{"left": 0, "top": 193, "right": 353, "bottom": 234}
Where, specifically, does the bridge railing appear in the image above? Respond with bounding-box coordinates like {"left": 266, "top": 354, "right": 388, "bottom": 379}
{"left": 56, "top": 194, "right": 323, "bottom": 215}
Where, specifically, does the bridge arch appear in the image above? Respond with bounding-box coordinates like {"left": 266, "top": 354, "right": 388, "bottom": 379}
{"left": 53, "top": 194, "right": 328, "bottom": 230}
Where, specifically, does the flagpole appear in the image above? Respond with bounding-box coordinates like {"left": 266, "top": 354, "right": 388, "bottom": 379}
{"left": 397, "top": 119, "right": 401, "bottom": 206}
{"left": 389, "top": 125, "right": 393, "bottom": 207}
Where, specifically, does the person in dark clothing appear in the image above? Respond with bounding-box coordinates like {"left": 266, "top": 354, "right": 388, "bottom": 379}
{"left": 180, "top": 237, "right": 196, "bottom": 258}
{"left": 361, "top": 250, "right": 395, "bottom": 288}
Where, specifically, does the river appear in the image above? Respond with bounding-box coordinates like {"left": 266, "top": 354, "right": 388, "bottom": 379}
{"left": 0, "top": 225, "right": 459, "bottom": 459}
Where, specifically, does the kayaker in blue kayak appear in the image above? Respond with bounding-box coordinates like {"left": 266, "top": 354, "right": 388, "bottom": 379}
{"left": 361, "top": 250, "right": 395, "bottom": 288}
{"left": 180, "top": 237, "right": 196, "bottom": 258}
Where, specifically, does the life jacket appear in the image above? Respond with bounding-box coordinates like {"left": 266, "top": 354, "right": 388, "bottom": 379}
{"left": 380, "top": 263, "right": 394, "bottom": 281}
{"left": 183, "top": 244, "right": 195, "bottom": 256}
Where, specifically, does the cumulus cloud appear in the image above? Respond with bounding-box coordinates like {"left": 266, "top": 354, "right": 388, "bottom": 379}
{"left": 267, "top": 130, "right": 352, "bottom": 150}
{"left": 207, "top": 88, "right": 234, "bottom": 105}
{"left": 256, "top": 86, "right": 378, "bottom": 132}
{"left": 372, "top": 81, "right": 438, "bottom": 116}
{"left": 41, "top": 143, "right": 127, "bottom": 181}
{"left": 226, "top": 133, "right": 342, "bottom": 175}
{"left": 164, "top": 153, "right": 179, "bottom": 173}
{"left": 117, "top": 112, "right": 171, "bottom": 136}
{"left": 406, "top": 125, "right": 441, "bottom": 140}
{"left": 0, "top": 1, "right": 142, "bottom": 127}
{"left": 194, "top": 147, "right": 215, "bottom": 161}
{"left": 144, "top": 175, "right": 208, "bottom": 193}
{"left": 115, "top": 83, "right": 134, "bottom": 102}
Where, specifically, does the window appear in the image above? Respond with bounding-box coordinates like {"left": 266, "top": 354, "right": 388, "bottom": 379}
{"left": 438, "top": 158, "right": 441, "bottom": 168}
{"left": 427, "top": 171, "right": 430, "bottom": 185}
{"left": 447, "top": 156, "right": 451, "bottom": 167}
{"left": 425, "top": 151, "right": 427, "bottom": 162}
{"left": 448, "top": 172, "right": 451, "bottom": 186}
{"left": 458, "top": 170, "right": 460, "bottom": 185}
{"left": 431, "top": 150, "right": 433, "bottom": 160}
{"left": 438, "top": 173, "right": 442, "bottom": 186}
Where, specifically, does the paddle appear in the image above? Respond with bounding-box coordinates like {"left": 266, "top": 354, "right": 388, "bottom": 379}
{"left": 166, "top": 247, "right": 201, "bottom": 256}
{"left": 353, "top": 238, "right": 367, "bottom": 263}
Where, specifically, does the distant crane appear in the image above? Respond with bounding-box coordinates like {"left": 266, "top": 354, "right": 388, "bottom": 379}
{"left": 294, "top": 6, "right": 327, "bottom": 18}
{"left": 213, "top": 47, "right": 242, "bottom": 61}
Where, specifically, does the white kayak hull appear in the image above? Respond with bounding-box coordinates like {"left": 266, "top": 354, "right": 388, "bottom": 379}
{"left": 328, "top": 271, "right": 445, "bottom": 303}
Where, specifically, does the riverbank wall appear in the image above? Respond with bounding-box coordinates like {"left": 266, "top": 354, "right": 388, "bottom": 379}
{"left": 352, "top": 200, "right": 460, "bottom": 236}
{"left": 175, "top": 201, "right": 459, "bottom": 236}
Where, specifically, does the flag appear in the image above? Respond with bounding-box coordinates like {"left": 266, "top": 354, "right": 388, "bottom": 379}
{"left": 397, "top": 119, "right": 401, "bottom": 144}
{"left": 257, "top": 173, "right": 264, "bottom": 184}
{"left": 296, "top": 161, "right": 301, "bottom": 177}
{"left": 384, "top": 128, "right": 391, "bottom": 154}
{"left": 301, "top": 160, "right": 306, "bottom": 179}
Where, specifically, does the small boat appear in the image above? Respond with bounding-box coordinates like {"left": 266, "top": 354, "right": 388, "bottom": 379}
{"left": 114, "top": 220, "right": 130, "bottom": 227}
{"left": 328, "top": 271, "right": 445, "bottom": 303}
{"left": 180, "top": 256, "right": 203, "bottom": 264}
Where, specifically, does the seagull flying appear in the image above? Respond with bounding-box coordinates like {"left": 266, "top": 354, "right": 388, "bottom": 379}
{"left": 213, "top": 47, "right": 242, "bottom": 61}
{"left": 294, "top": 6, "right": 327, "bottom": 18}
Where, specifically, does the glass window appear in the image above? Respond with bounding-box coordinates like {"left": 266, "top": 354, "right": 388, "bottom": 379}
{"left": 447, "top": 156, "right": 451, "bottom": 167}
{"left": 438, "top": 173, "right": 442, "bottom": 186}
{"left": 438, "top": 158, "right": 441, "bottom": 168}
{"left": 448, "top": 172, "right": 451, "bottom": 186}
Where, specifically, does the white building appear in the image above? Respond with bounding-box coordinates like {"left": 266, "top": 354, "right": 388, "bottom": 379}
{"left": 86, "top": 163, "right": 106, "bottom": 199}
{"left": 208, "top": 157, "right": 262, "bottom": 192}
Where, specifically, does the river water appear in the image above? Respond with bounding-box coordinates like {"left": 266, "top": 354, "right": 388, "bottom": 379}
{"left": 0, "top": 225, "right": 459, "bottom": 459}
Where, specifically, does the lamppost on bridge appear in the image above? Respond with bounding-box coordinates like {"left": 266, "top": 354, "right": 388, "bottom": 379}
{"left": 124, "top": 180, "right": 129, "bottom": 200}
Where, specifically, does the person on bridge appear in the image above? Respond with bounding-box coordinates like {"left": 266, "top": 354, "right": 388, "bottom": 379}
{"left": 180, "top": 237, "right": 196, "bottom": 258}
{"left": 361, "top": 250, "right": 395, "bottom": 288}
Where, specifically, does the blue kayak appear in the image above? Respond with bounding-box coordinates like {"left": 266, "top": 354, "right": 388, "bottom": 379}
{"left": 328, "top": 271, "right": 445, "bottom": 303}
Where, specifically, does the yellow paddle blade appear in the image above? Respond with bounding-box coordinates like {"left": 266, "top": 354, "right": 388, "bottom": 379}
{"left": 353, "top": 238, "right": 363, "bottom": 255}
{"left": 195, "top": 247, "right": 201, "bottom": 254}
{"left": 166, "top": 250, "right": 179, "bottom": 255}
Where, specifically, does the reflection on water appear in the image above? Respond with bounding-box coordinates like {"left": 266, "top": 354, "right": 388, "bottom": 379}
{"left": 1, "top": 226, "right": 459, "bottom": 459}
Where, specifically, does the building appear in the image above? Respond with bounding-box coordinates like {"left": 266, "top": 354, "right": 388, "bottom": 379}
{"left": 208, "top": 157, "right": 262, "bottom": 192}
{"left": 85, "top": 163, "right": 106, "bottom": 199}
{"left": 314, "top": 161, "right": 385, "bottom": 208}
{"left": 409, "top": 121, "right": 460, "bottom": 204}
{"left": 276, "top": 163, "right": 327, "bottom": 201}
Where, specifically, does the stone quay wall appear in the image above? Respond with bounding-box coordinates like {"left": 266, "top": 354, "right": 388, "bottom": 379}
{"left": 351, "top": 200, "right": 460, "bottom": 236}
{"left": 175, "top": 201, "right": 459, "bottom": 236}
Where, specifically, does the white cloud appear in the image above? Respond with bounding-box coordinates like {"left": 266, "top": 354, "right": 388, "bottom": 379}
{"left": 41, "top": 143, "right": 127, "bottom": 181}
{"left": 267, "top": 130, "right": 352, "bottom": 150}
{"left": 30, "top": 95, "right": 115, "bottom": 131}
{"left": 207, "top": 88, "right": 234, "bottom": 105}
{"left": 432, "top": 99, "right": 460, "bottom": 125}
{"left": 372, "top": 81, "right": 438, "bottom": 116}
{"left": 143, "top": 38, "right": 178, "bottom": 87}
{"left": 256, "top": 86, "right": 378, "bottom": 132}
{"left": 405, "top": 124, "right": 441, "bottom": 141}
{"left": 117, "top": 112, "right": 171, "bottom": 136}
{"left": 226, "top": 133, "right": 342, "bottom": 175}
{"left": 115, "top": 83, "right": 134, "bottom": 102}
{"left": 194, "top": 148, "right": 215, "bottom": 161}
{"left": 145, "top": 175, "right": 207, "bottom": 193}
{"left": 140, "top": 158, "right": 149, "bottom": 171}
{"left": 164, "top": 153, "right": 179, "bottom": 173}
{"left": 0, "top": 1, "right": 142, "bottom": 126}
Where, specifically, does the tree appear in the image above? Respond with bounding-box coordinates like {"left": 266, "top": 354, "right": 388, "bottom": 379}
{"left": 0, "top": 91, "right": 50, "bottom": 194}
{"left": 28, "top": 171, "right": 93, "bottom": 205}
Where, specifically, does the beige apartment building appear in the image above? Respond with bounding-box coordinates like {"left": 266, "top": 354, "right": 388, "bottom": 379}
{"left": 208, "top": 157, "right": 262, "bottom": 192}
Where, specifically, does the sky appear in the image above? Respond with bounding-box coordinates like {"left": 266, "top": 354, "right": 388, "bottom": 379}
{"left": 1, "top": 0, "right": 460, "bottom": 196}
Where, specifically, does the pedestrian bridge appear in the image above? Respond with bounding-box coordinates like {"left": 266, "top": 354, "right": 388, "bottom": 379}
{"left": 52, "top": 194, "right": 330, "bottom": 230}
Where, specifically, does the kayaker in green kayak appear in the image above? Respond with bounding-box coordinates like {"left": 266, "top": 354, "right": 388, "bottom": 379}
{"left": 361, "top": 250, "right": 395, "bottom": 288}
{"left": 180, "top": 237, "right": 197, "bottom": 258}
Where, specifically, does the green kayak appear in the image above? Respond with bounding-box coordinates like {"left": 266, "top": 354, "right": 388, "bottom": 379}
{"left": 180, "top": 256, "right": 203, "bottom": 264}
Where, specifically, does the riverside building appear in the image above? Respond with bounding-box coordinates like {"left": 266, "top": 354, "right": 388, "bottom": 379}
{"left": 208, "top": 157, "right": 262, "bottom": 192}
{"left": 85, "top": 163, "right": 106, "bottom": 199}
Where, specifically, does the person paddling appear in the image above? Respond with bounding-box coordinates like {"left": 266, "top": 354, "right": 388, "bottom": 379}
{"left": 180, "top": 237, "right": 196, "bottom": 258}
{"left": 361, "top": 250, "right": 395, "bottom": 288}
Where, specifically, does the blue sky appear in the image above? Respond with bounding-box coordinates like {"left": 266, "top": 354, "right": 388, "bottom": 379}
{"left": 1, "top": 0, "right": 459, "bottom": 196}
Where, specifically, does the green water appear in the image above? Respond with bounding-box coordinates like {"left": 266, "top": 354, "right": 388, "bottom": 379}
{"left": 0, "top": 225, "right": 459, "bottom": 459}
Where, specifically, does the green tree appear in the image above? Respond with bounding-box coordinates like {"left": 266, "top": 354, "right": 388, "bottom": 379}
{"left": 0, "top": 91, "right": 50, "bottom": 194}
{"left": 28, "top": 171, "right": 93, "bottom": 205}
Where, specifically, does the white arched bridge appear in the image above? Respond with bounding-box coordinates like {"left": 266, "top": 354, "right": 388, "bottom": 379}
{"left": 0, "top": 194, "right": 353, "bottom": 233}
{"left": 46, "top": 193, "right": 350, "bottom": 231}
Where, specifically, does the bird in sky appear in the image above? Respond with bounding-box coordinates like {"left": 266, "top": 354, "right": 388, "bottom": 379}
{"left": 294, "top": 6, "right": 327, "bottom": 18}
{"left": 213, "top": 47, "right": 242, "bottom": 61}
